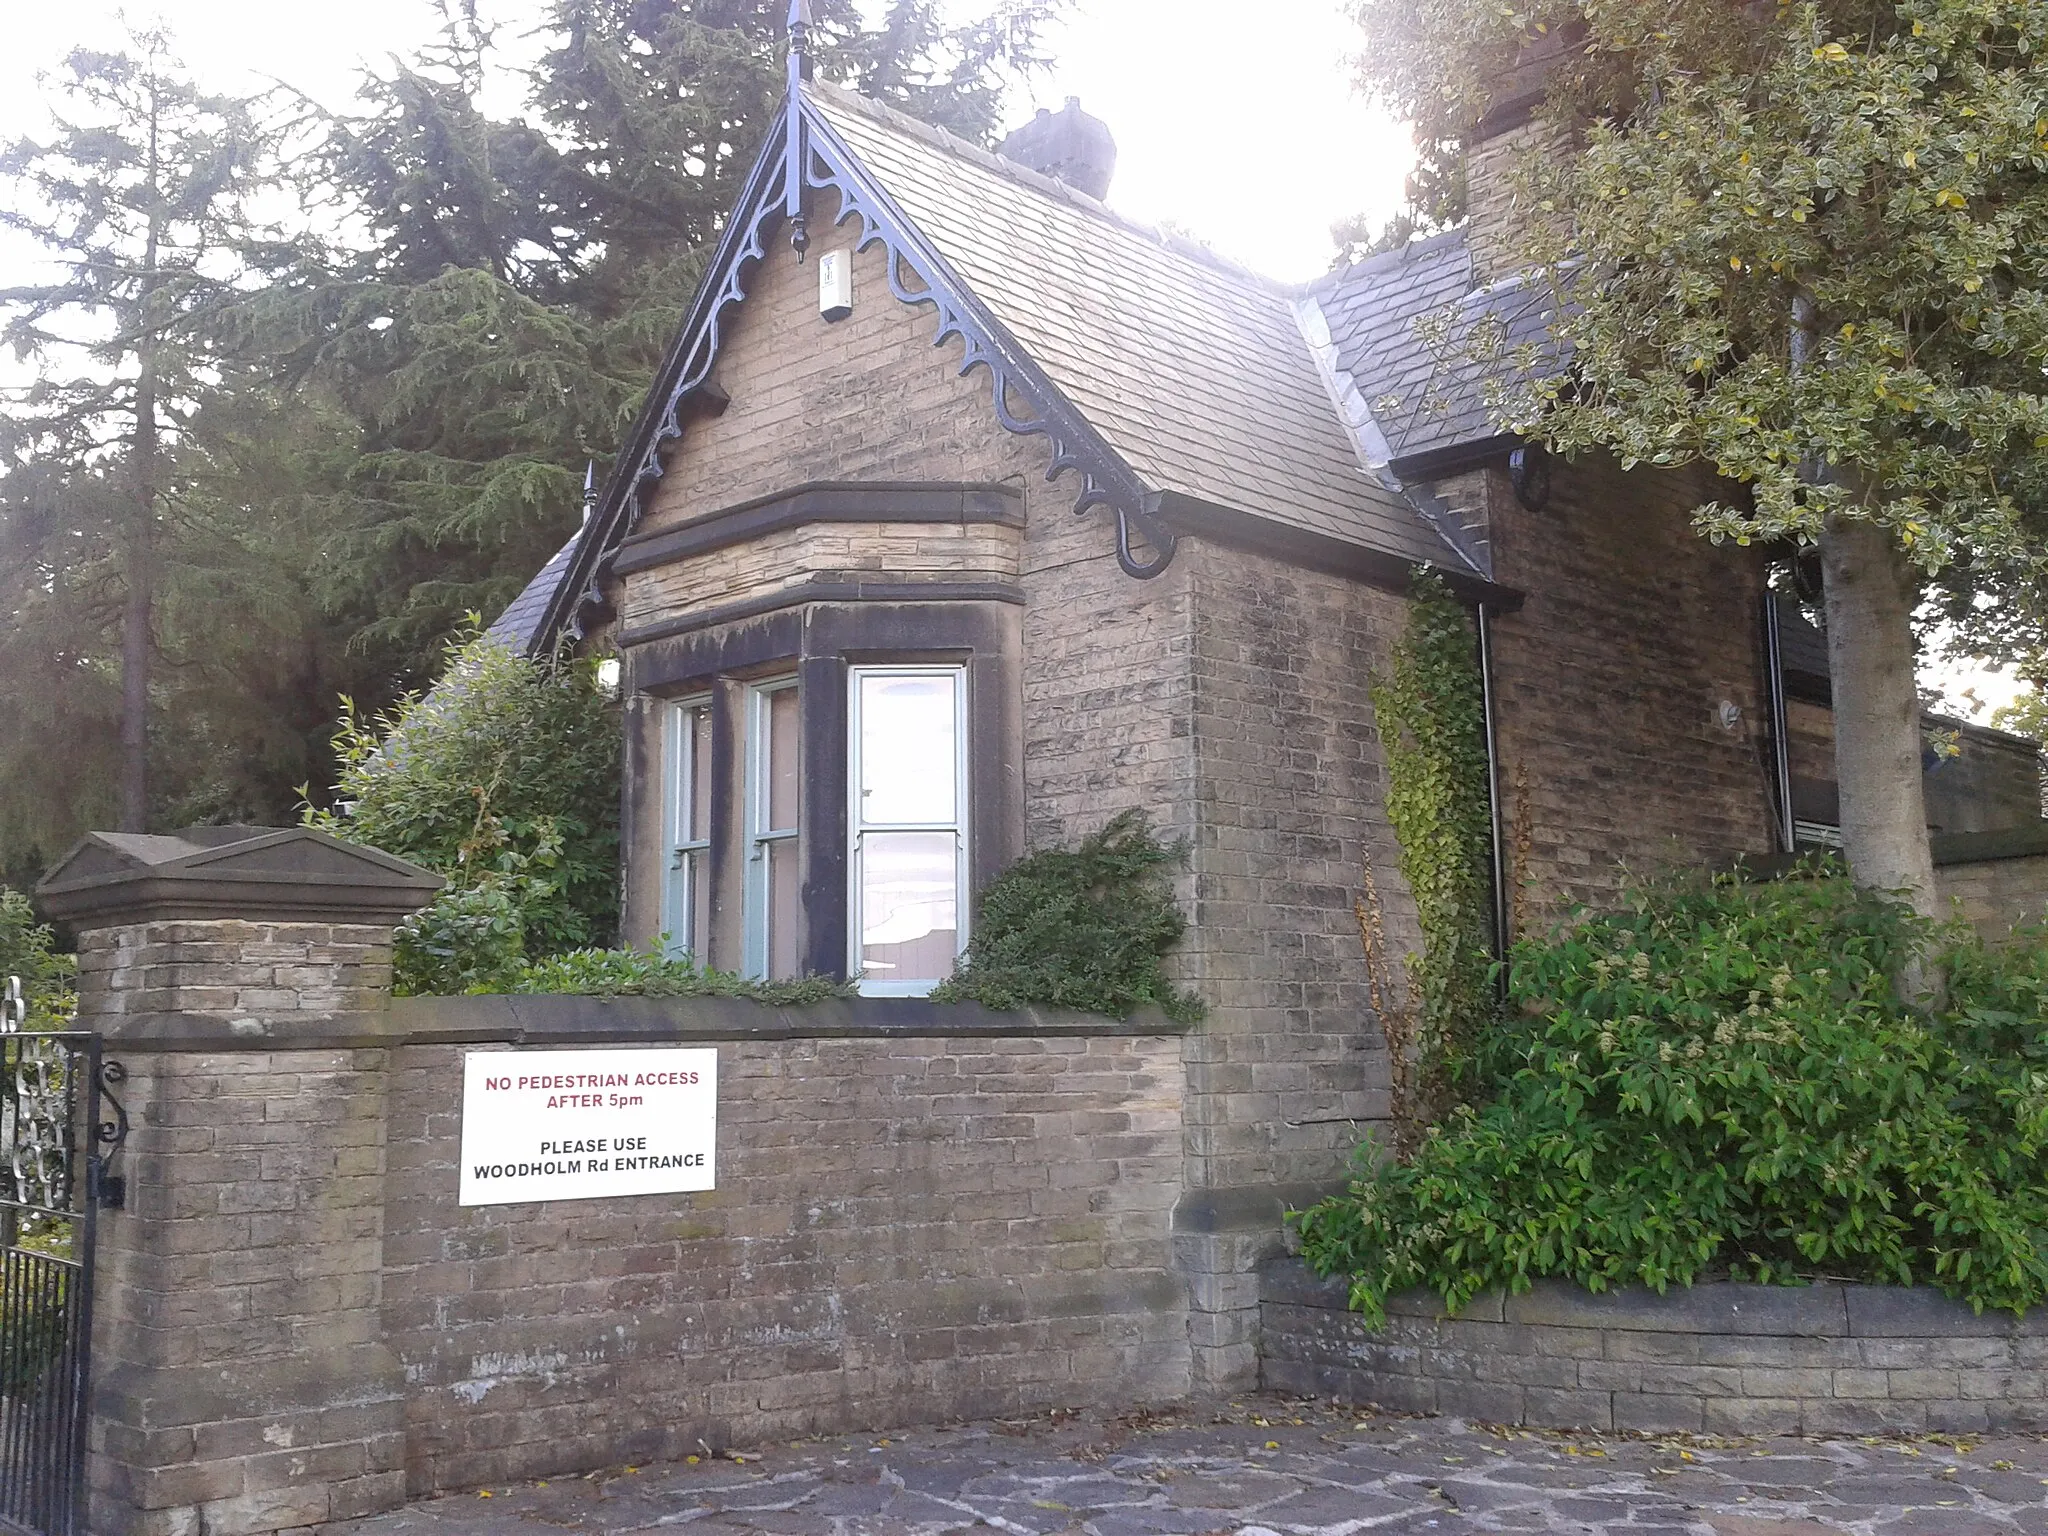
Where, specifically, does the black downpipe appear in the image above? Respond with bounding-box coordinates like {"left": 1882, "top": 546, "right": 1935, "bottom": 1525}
{"left": 1762, "top": 593, "right": 1797, "bottom": 853}
{"left": 1475, "top": 603, "right": 1511, "bottom": 993}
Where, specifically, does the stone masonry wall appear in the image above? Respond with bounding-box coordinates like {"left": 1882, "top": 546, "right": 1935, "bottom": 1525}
{"left": 613, "top": 189, "right": 1193, "bottom": 955}
{"left": 380, "top": 1020, "right": 1189, "bottom": 1495}
{"left": 608, "top": 178, "right": 1392, "bottom": 1390}
{"left": 635, "top": 198, "right": 1044, "bottom": 539}
{"left": 1169, "top": 540, "right": 1413, "bottom": 1386}
{"left": 1935, "top": 853, "right": 2048, "bottom": 936}
{"left": 90, "top": 1043, "right": 405, "bottom": 1536}
{"left": 76, "top": 921, "right": 396, "bottom": 1020}
{"left": 618, "top": 519, "right": 1020, "bottom": 631}
{"left": 1437, "top": 458, "right": 1777, "bottom": 923}
{"left": 1261, "top": 1259, "right": 2048, "bottom": 1437}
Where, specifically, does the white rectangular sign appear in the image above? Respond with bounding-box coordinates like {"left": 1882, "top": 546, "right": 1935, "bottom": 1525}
{"left": 458, "top": 1047, "right": 718, "bottom": 1206}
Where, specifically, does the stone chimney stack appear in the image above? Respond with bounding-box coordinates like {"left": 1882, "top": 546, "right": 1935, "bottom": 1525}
{"left": 998, "top": 98, "right": 1117, "bottom": 201}
{"left": 1464, "top": 26, "right": 1580, "bottom": 285}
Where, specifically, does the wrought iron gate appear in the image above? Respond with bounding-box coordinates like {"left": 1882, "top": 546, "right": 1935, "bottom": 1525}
{"left": 0, "top": 977, "right": 125, "bottom": 1536}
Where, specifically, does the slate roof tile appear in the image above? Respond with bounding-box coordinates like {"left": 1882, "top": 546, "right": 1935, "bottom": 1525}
{"left": 487, "top": 534, "right": 580, "bottom": 655}
{"left": 810, "top": 84, "right": 1454, "bottom": 565}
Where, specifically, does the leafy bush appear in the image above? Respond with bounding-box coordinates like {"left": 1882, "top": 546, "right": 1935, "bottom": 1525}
{"left": 506, "top": 946, "right": 850, "bottom": 1007}
{"left": 305, "top": 628, "right": 620, "bottom": 993}
{"left": 1295, "top": 867, "right": 2048, "bottom": 1321}
{"left": 0, "top": 888, "right": 72, "bottom": 1029}
{"left": 931, "top": 810, "right": 1203, "bottom": 1022}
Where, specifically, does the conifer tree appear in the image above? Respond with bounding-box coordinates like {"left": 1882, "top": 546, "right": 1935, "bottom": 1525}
{"left": 0, "top": 32, "right": 278, "bottom": 834}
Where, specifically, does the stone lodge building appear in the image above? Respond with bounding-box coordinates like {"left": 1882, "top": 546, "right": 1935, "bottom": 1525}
{"left": 491, "top": 37, "right": 2048, "bottom": 1394}
{"left": 29, "top": 25, "right": 2048, "bottom": 1536}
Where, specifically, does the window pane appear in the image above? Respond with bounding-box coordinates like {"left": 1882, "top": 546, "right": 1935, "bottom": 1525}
{"left": 766, "top": 687, "right": 799, "bottom": 833}
{"left": 686, "top": 707, "right": 713, "bottom": 842}
{"left": 858, "top": 832, "right": 959, "bottom": 983}
{"left": 685, "top": 852, "right": 709, "bottom": 960}
{"left": 858, "top": 673, "right": 956, "bottom": 826}
{"left": 767, "top": 838, "right": 801, "bottom": 979}
{"left": 665, "top": 850, "right": 710, "bottom": 960}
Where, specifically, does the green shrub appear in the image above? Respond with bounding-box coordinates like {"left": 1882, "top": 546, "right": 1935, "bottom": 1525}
{"left": 0, "top": 888, "right": 72, "bottom": 1029}
{"left": 931, "top": 810, "right": 1203, "bottom": 1022}
{"left": 506, "top": 946, "right": 850, "bottom": 1007}
{"left": 1295, "top": 866, "right": 2048, "bottom": 1322}
{"left": 306, "top": 628, "right": 620, "bottom": 992}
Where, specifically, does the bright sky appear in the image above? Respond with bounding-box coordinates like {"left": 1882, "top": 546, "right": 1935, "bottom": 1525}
{"left": 0, "top": 0, "right": 1414, "bottom": 283}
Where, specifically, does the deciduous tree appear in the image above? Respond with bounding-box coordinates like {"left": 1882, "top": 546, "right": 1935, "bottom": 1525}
{"left": 1357, "top": 0, "right": 2048, "bottom": 916}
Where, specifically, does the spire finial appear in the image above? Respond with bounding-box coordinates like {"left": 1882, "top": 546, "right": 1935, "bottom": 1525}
{"left": 785, "top": 0, "right": 814, "bottom": 258}
{"left": 581, "top": 460, "right": 598, "bottom": 524}
{"left": 788, "top": 0, "right": 814, "bottom": 84}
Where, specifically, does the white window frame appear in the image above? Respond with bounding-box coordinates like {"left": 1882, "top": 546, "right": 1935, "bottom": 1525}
{"left": 847, "top": 665, "right": 969, "bottom": 998}
{"left": 743, "top": 678, "right": 801, "bottom": 980}
{"left": 659, "top": 696, "right": 712, "bottom": 961}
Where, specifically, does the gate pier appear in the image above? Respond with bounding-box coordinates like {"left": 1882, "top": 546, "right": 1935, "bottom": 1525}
{"left": 37, "top": 829, "right": 439, "bottom": 1536}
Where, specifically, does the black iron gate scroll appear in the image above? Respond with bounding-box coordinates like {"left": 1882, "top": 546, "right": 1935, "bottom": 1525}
{"left": 0, "top": 976, "right": 127, "bottom": 1536}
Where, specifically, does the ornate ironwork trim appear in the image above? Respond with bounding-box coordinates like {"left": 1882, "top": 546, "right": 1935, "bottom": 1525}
{"left": 535, "top": 70, "right": 1177, "bottom": 651}
{"left": 798, "top": 103, "right": 1176, "bottom": 580}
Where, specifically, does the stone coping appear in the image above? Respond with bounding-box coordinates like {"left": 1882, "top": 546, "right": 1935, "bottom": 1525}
{"left": 1260, "top": 1257, "right": 2048, "bottom": 1436}
{"left": 91, "top": 992, "right": 1191, "bottom": 1052}
{"left": 1263, "top": 1257, "right": 2048, "bottom": 1338}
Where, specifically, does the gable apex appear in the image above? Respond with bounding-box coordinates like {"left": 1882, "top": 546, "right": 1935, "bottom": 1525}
{"left": 520, "top": 78, "right": 1489, "bottom": 656}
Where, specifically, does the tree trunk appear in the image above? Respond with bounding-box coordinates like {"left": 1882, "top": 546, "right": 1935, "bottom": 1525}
{"left": 120, "top": 87, "right": 164, "bottom": 834}
{"left": 117, "top": 471, "right": 151, "bottom": 833}
{"left": 1819, "top": 515, "right": 1938, "bottom": 920}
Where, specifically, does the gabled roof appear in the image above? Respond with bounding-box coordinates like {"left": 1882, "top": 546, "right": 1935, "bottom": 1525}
{"left": 810, "top": 85, "right": 1445, "bottom": 565}
{"left": 516, "top": 71, "right": 1525, "bottom": 655}
{"left": 1308, "top": 229, "right": 1560, "bottom": 473}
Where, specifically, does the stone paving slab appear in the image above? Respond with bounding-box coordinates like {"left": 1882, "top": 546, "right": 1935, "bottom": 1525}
{"left": 323, "top": 1393, "right": 2048, "bottom": 1536}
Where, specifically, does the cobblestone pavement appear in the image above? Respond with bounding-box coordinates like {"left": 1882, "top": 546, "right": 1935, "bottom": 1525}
{"left": 330, "top": 1394, "right": 2048, "bottom": 1536}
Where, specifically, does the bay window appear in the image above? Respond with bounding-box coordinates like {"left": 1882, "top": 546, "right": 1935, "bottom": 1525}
{"left": 637, "top": 593, "right": 1016, "bottom": 990}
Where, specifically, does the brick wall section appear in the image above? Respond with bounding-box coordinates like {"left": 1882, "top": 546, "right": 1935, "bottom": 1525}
{"left": 1463, "top": 121, "right": 1566, "bottom": 286}
{"left": 89, "top": 1043, "right": 405, "bottom": 1536}
{"left": 1436, "top": 458, "right": 1776, "bottom": 923}
{"left": 1935, "top": 853, "right": 2048, "bottom": 935}
{"left": 1168, "top": 541, "right": 1412, "bottom": 1386}
{"left": 1261, "top": 1260, "right": 2048, "bottom": 1436}
{"left": 381, "top": 1027, "right": 1188, "bottom": 1494}
{"left": 76, "top": 921, "right": 395, "bottom": 1020}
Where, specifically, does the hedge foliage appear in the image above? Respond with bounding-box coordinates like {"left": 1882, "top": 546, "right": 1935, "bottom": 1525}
{"left": 505, "top": 947, "right": 849, "bottom": 1007}
{"left": 932, "top": 810, "right": 1203, "bottom": 1022}
{"left": 1296, "top": 867, "right": 2048, "bottom": 1322}
{"left": 305, "top": 630, "right": 620, "bottom": 994}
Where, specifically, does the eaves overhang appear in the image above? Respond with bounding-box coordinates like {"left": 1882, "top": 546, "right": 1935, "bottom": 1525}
{"left": 1385, "top": 433, "right": 1522, "bottom": 485}
{"left": 530, "top": 88, "right": 1182, "bottom": 656}
{"left": 1157, "top": 490, "right": 1522, "bottom": 612}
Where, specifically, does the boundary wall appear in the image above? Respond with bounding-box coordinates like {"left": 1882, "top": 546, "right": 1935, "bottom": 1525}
{"left": 74, "top": 909, "right": 1190, "bottom": 1536}
{"left": 1261, "top": 1258, "right": 2048, "bottom": 1437}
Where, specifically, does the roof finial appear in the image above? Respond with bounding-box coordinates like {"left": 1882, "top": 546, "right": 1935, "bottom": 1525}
{"left": 788, "top": 0, "right": 815, "bottom": 79}
{"left": 581, "top": 460, "right": 598, "bottom": 524}
{"left": 785, "top": 0, "right": 814, "bottom": 258}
